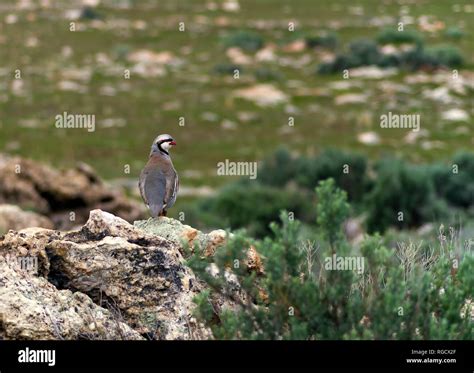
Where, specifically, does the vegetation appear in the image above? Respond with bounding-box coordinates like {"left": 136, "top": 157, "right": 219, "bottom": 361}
{"left": 188, "top": 179, "right": 473, "bottom": 339}
{"left": 318, "top": 36, "right": 464, "bottom": 73}
{"left": 221, "top": 30, "right": 265, "bottom": 52}
{"left": 185, "top": 149, "right": 473, "bottom": 236}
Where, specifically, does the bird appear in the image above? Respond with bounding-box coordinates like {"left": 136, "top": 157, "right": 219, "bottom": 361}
{"left": 139, "top": 134, "right": 179, "bottom": 218}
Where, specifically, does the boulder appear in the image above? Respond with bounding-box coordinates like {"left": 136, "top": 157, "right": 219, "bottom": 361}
{"left": 0, "top": 210, "right": 211, "bottom": 340}
{"left": 0, "top": 154, "right": 146, "bottom": 230}
{"left": 0, "top": 208, "right": 264, "bottom": 340}
{"left": 0, "top": 256, "right": 143, "bottom": 340}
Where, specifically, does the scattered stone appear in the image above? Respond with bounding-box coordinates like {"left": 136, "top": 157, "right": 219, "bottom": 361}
{"left": 441, "top": 108, "right": 469, "bottom": 122}
{"left": 349, "top": 66, "right": 398, "bottom": 79}
{"left": 226, "top": 47, "right": 252, "bottom": 65}
{"left": 335, "top": 93, "right": 367, "bottom": 105}
{"left": 357, "top": 131, "right": 381, "bottom": 145}
{"left": 233, "top": 84, "right": 288, "bottom": 106}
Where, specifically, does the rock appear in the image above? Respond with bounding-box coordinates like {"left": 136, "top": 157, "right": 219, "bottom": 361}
{"left": 222, "top": 0, "right": 240, "bottom": 12}
{"left": 255, "top": 46, "right": 276, "bottom": 62}
{"left": 0, "top": 204, "right": 54, "bottom": 232}
{"left": 135, "top": 217, "right": 264, "bottom": 271}
{"left": 441, "top": 108, "right": 469, "bottom": 122}
{"left": 349, "top": 66, "right": 398, "bottom": 79}
{"left": 128, "top": 50, "right": 178, "bottom": 66}
{"left": 335, "top": 93, "right": 367, "bottom": 105}
{"left": 233, "top": 84, "right": 288, "bottom": 107}
{"left": 226, "top": 47, "right": 252, "bottom": 65}
{"left": 357, "top": 131, "right": 381, "bottom": 145}
{"left": 0, "top": 208, "right": 265, "bottom": 340}
{"left": 0, "top": 154, "right": 146, "bottom": 230}
{"left": 0, "top": 256, "right": 143, "bottom": 340}
{"left": 0, "top": 210, "right": 212, "bottom": 339}
{"left": 134, "top": 216, "right": 226, "bottom": 257}
{"left": 281, "top": 40, "right": 306, "bottom": 53}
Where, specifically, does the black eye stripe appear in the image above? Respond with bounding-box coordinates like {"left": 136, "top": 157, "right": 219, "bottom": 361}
{"left": 157, "top": 139, "right": 173, "bottom": 145}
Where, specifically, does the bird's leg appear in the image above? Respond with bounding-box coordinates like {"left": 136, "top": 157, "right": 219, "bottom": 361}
{"left": 158, "top": 210, "right": 168, "bottom": 217}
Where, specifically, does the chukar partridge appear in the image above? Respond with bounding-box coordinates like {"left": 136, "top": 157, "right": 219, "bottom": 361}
{"left": 139, "top": 134, "right": 179, "bottom": 217}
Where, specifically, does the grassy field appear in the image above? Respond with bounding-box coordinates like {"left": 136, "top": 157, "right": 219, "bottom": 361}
{"left": 0, "top": 0, "right": 472, "bottom": 198}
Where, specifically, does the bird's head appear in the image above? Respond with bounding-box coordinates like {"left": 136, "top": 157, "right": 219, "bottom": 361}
{"left": 151, "top": 134, "right": 176, "bottom": 156}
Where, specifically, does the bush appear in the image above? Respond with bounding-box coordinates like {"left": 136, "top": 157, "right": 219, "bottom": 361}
{"left": 318, "top": 36, "right": 464, "bottom": 73}
{"left": 297, "top": 149, "right": 369, "bottom": 202}
{"left": 258, "top": 148, "right": 368, "bottom": 202}
{"left": 189, "top": 179, "right": 473, "bottom": 339}
{"left": 348, "top": 39, "right": 383, "bottom": 66}
{"left": 445, "top": 26, "right": 465, "bottom": 40}
{"left": 376, "top": 29, "right": 423, "bottom": 45}
{"left": 304, "top": 32, "right": 338, "bottom": 49}
{"left": 365, "top": 159, "right": 447, "bottom": 233}
{"left": 80, "top": 6, "right": 103, "bottom": 20}
{"left": 192, "top": 149, "right": 471, "bottom": 236}
{"left": 257, "top": 148, "right": 299, "bottom": 188}
{"left": 213, "top": 63, "right": 243, "bottom": 75}
{"left": 318, "top": 39, "right": 382, "bottom": 73}
{"left": 222, "top": 30, "right": 264, "bottom": 52}
{"left": 431, "top": 152, "right": 474, "bottom": 209}
{"left": 424, "top": 45, "right": 464, "bottom": 68}
{"left": 196, "top": 181, "right": 313, "bottom": 237}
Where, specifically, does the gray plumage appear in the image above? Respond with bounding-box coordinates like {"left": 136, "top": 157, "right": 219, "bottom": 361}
{"left": 139, "top": 134, "right": 179, "bottom": 217}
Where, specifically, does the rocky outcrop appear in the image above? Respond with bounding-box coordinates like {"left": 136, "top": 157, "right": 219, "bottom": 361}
{"left": 0, "top": 210, "right": 213, "bottom": 340}
{"left": 0, "top": 154, "right": 146, "bottom": 230}
{"left": 0, "top": 256, "right": 143, "bottom": 340}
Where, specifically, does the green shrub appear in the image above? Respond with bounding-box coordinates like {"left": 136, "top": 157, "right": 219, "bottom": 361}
{"left": 318, "top": 39, "right": 382, "bottom": 73}
{"left": 222, "top": 30, "right": 264, "bottom": 52}
{"left": 297, "top": 149, "right": 369, "bottom": 202}
{"left": 318, "top": 36, "right": 463, "bottom": 73}
{"left": 112, "top": 44, "right": 131, "bottom": 61}
{"left": 431, "top": 152, "right": 474, "bottom": 209}
{"left": 189, "top": 179, "right": 473, "bottom": 339}
{"left": 80, "top": 6, "right": 103, "bottom": 20}
{"left": 258, "top": 148, "right": 368, "bottom": 202}
{"left": 213, "top": 63, "right": 243, "bottom": 75}
{"left": 445, "top": 26, "right": 465, "bottom": 40}
{"left": 257, "top": 148, "right": 299, "bottom": 188}
{"left": 348, "top": 39, "right": 383, "bottom": 65}
{"left": 197, "top": 181, "right": 313, "bottom": 237}
{"left": 376, "top": 29, "right": 423, "bottom": 45}
{"left": 304, "top": 32, "right": 338, "bottom": 49}
{"left": 365, "top": 159, "right": 447, "bottom": 233}
{"left": 424, "top": 45, "right": 464, "bottom": 68}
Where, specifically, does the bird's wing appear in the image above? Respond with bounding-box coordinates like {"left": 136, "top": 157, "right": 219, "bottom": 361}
{"left": 140, "top": 168, "right": 167, "bottom": 217}
{"left": 164, "top": 169, "right": 179, "bottom": 210}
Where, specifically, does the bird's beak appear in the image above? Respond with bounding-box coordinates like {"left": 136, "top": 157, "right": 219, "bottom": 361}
{"left": 170, "top": 141, "right": 177, "bottom": 146}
